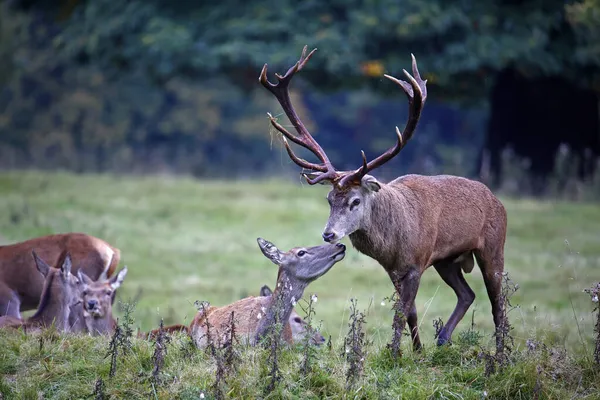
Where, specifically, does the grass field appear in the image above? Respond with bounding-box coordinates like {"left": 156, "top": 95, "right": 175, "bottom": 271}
{"left": 1, "top": 170, "right": 599, "bottom": 398}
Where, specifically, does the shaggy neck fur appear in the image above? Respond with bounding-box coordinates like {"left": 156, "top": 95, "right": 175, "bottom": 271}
{"left": 349, "top": 183, "right": 417, "bottom": 269}
{"left": 28, "top": 272, "right": 70, "bottom": 331}
{"left": 254, "top": 268, "right": 307, "bottom": 344}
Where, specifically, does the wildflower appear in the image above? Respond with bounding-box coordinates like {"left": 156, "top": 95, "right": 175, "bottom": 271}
{"left": 380, "top": 301, "right": 386, "bottom": 306}
{"left": 200, "top": 393, "right": 205, "bottom": 399}
{"left": 311, "top": 294, "right": 318, "bottom": 303}
{"left": 593, "top": 294, "right": 599, "bottom": 303}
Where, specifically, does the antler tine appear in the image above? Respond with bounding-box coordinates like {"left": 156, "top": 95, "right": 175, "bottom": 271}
{"left": 339, "top": 54, "right": 427, "bottom": 187}
{"left": 260, "top": 46, "right": 339, "bottom": 180}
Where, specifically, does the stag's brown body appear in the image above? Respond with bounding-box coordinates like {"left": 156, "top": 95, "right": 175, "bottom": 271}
{"left": 0, "top": 233, "right": 120, "bottom": 318}
{"left": 260, "top": 46, "right": 507, "bottom": 353}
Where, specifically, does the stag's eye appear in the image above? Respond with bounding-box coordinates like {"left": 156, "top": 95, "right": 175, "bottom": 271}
{"left": 297, "top": 250, "right": 306, "bottom": 257}
{"left": 350, "top": 198, "right": 361, "bottom": 209}
{"left": 82, "top": 290, "right": 89, "bottom": 296}
{"left": 294, "top": 317, "right": 302, "bottom": 323}
{"left": 106, "top": 290, "right": 113, "bottom": 296}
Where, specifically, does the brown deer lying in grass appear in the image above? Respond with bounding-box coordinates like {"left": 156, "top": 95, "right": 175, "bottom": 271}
{"left": 0, "top": 252, "right": 81, "bottom": 332}
{"left": 141, "top": 284, "right": 327, "bottom": 345}
{"left": 189, "top": 238, "right": 345, "bottom": 348}
{"left": 70, "top": 267, "right": 128, "bottom": 335}
{"left": 260, "top": 47, "right": 508, "bottom": 353}
{"left": 0, "top": 233, "right": 120, "bottom": 319}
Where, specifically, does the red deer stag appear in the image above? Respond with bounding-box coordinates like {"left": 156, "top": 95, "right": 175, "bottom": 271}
{"left": 260, "top": 47, "right": 507, "bottom": 353}
{"left": 0, "top": 233, "right": 120, "bottom": 319}
{"left": 0, "top": 252, "right": 81, "bottom": 332}
{"left": 70, "top": 267, "right": 128, "bottom": 335}
{"left": 189, "top": 238, "right": 345, "bottom": 348}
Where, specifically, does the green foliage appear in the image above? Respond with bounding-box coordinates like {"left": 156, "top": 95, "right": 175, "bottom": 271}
{"left": 10, "top": 0, "right": 596, "bottom": 94}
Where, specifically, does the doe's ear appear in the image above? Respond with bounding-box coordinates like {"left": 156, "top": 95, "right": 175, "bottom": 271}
{"left": 60, "top": 253, "right": 73, "bottom": 279}
{"left": 361, "top": 174, "right": 381, "bottom": 192}
{"left": 257, "top": 238, "right": 283, "bottom": 266}
{"left": 32, "top": 250, "right": 51, "bottom": 278}
{"left": 109, "top": 267, "right": 128, "bottom": 290}
{"left": 259, "top": 285, "right": 273, "bottom": 297}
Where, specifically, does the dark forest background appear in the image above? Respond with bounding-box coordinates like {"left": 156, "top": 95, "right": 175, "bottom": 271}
{"left": 1, "top": 0, "right": 599, "bottom": 199}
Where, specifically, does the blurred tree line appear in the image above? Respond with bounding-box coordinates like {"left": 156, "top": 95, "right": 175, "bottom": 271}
{"left": 0, "top": 0, "right": 598, "bottom": 186}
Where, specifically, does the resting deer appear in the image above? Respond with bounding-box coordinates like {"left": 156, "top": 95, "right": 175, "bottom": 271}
{"left": 70, "top": 268, "right": 128, "bottom": 335}
{"left": 260, "top": 47, "right": 507, "bottom": 353}
{"left": 0, "top": 233, "right": 120, "bottom": 319}
{"left": 141, "top": 284, "right": 326, "bottom": 344}
{"left": 189, "top": 238, "right": 345, "bottom": 348}
{"left": 259, "top": 284, "right": 325, "bottom": 345}
{"left": 0, "top": 252, "right": 81, "bottom": 332}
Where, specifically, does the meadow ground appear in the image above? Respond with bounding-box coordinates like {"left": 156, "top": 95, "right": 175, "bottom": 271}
{"left": 0, "top": 171, "right": 599, "bottom": 399}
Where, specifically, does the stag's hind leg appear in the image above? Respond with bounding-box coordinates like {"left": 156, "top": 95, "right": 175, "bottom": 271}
{"left": 474, "top": 248, "right": 505, "bottom": 354}
{"left": 434, "top": 254, "right": 476, "bottom": 346}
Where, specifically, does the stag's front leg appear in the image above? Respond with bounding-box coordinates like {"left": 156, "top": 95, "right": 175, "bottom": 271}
{"left": 387, "top": 266, "right": 421, "bottom": 354}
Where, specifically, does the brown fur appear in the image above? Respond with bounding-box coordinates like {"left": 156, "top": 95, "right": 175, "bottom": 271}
{"left": 331, "top": 174, "right": 507, "bottom": 351}
{"left": 189, "top": 297, "right": 295, "bottom": 347}
{"left": 140, "top": 324, "right": 189, "bottom": 340}
{"left": 0, "top": 233, "right": 120, "bottom": 318}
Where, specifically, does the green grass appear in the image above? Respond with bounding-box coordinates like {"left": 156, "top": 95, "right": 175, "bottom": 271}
{"left": 0, "top": 170, "right": 599, "bottom": 399}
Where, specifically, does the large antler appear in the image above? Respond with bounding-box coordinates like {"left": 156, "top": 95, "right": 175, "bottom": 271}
{"left": 260, "top": 46, "right": 340, "bottom": 185}
{"left": 338, "top": 54, "right": 428, "bottom": 187}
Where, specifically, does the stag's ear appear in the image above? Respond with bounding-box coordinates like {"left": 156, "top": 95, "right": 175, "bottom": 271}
{"left": 78, "top": 270, "right": 94, "bottom": 285}
{"left": 257, "top": 238, "right": 283, "bottom": 266}
{"left": 361, "top": 174, "right": 381, "bottom": 192}
{"left": 259, "top": 285, "right": 273, "bottom": 297}
{"left": 32, "top": 251, "right": 51, "bottom": 278}
{"left": 302, "top": 172, "right": 333, "bottom": 185}
{"left": 60, "top": 253, "right": 73, "bottom": 279}
{"left": 109, "top": 267, "right": 128, "bottom": 290}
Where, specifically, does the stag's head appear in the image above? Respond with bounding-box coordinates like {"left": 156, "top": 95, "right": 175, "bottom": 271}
{"left": 257, "top": 237, "right": 345, "bottom": 283}
{"left": 260, "top": 46, "right": 427, "bottom": 243}
{"left": 77, "top": 267, "right": 127, "bottom": 319}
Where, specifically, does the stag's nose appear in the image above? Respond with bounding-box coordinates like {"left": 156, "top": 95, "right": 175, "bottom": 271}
{"left": 322, "top": 232, "right": 335, "bottom": 242}
{"left": 336, "top": 243, "right": 346, "bottom": 250}
{"left": 87, "top": 299, "right": 98, "bottom": 310}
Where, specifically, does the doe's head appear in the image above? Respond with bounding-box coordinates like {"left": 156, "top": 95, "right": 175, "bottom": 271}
{"left": 32, "top": 250, "right": 81, "bottom": 308}
{"left": 77, "top": 267, "right": 128, "bottom": 318}
{"left": 256, "top": 237, "right": 345, "bottom": 283}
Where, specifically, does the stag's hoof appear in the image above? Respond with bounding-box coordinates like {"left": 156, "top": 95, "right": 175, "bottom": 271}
{"left": 436, "top": 329, "right": 452, "bottom": 346}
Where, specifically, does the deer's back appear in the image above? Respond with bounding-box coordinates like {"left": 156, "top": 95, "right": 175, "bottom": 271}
{"left": 0, "top": 233, "right": 120, "bottom": 310}
{"left": 190, "top": 297, "right": 293, "bottom": 347}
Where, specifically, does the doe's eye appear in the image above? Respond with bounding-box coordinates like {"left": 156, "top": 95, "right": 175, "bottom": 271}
{"left": 351, "top": 198, "right": 361, "bottom": 207}
{"left": 293, "top": 317, "right": 302, "bottom": 323}
{"left": 297, "top": 250, "right": 306, "bottom": 257}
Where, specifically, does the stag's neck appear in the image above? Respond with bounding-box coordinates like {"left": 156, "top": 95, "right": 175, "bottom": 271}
{"left": 255, "top": 270, "right": 307, "bottom": 343}
{"left": 350, "top": 183, "right": 416, "bottom": 268}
